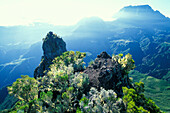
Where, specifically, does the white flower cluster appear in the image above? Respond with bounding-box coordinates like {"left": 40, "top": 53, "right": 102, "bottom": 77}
{"left": 112, "top": 53, "right": 135, "bottom": 72}
{"left": 79, "top": 87, "right": 125, "bottom": 113}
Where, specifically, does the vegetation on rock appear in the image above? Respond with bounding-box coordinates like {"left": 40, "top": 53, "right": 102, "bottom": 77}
{"left": 123, "top": 82, "right": 162, "bottom": 113}
{"left": 1, "top": 50, "right": 163, "bottom": 113}
{"left": 34, "top": 31, "right": 67, "bottom": 78}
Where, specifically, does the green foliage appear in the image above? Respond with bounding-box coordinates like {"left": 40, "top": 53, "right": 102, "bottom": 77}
{"left": 112, "top": 53, "right": 136, "bottom": 73}
{"left": 36, "top": 51, "right": 89, "bottom": 112}
{"left": 123, "top": 81, "right": 164, "bottom": 113}
{"left": 78, "top": 87, "right": 124, "bottom": 113}
{"left": 88, "top": 60, "right": 94, "bottom": 66}
{"left": 4, "top": 51, "right": 164, "bottom": 113}
{"left": 70, "top": 72, "right": 89, "bottom": 91}
{"left": 52, "top": 51, "right": 86, "bottom": 71}
{"left": 123, "top": 87, "right": 148, "bottom": 113}
{"left": 79, "top": 97, "right": 89, "bottom": 107}
{"left": 7, "top": 75, "right": 38, "bottom": 102}
{"left": 118, "top": 53, "right": 123, "bottom": 57}
{"left": 134, "top": 82, "right": 144, "bottom": 94}
{"left": 129, "top": 70, "right": 170, "bottom": 112}
{"left": 5, "top": 51, "right": 88, "bottom": 113}
{"left": 41, "top": 91, "right": 53, "bottom": 101}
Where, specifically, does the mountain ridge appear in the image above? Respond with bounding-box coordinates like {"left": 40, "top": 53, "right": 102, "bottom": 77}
{"left": 0, "top": 5, "right": 170, "bottom": 112}
{"left": 1, "top": 32, "right": 163, "bottom": 113}
{"left": 0, "top": 4, "right": 169, "bottom": 89}
{"left": 117, "top": 4, "right": 167, "bottom": 20}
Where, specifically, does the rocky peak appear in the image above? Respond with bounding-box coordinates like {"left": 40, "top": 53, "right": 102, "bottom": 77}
{"left": 120, "top": 5, "right": 153, "bottom": 13}
{"left": 97, "top": 51, "right": 111, "bottom": 59}
{"left": 116, "top": 5, "right": 166, "bottom": 21}
{"left": 43, "top": 31, "right": 66, "bottom": 61}
{"left": 34, "top": 32, "right": 67, "bottom": 78}
{"left": 84, "top": 51, "right": 132, "bottom": 97}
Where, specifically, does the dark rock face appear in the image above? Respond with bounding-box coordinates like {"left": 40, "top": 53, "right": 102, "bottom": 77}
{"left": 43, "top": 32, "right": 66, "bottom": 61}
{"left": 97, "top": 51, "right": 111, "bottom": 59}
{"left": 84, "top": 51, "right": 132, "bottom": 97}
{"left": 34, "top": 32, "right": 67, "bottom": 78}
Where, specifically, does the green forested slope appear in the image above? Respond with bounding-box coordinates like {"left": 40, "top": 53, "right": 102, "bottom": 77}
{"left": 129, "top": 70, "right": 170, "bottom": 112}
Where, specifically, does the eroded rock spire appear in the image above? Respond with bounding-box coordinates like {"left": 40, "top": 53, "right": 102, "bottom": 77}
{"left": 34, "top": 31, "right": 67, "bottom": 78}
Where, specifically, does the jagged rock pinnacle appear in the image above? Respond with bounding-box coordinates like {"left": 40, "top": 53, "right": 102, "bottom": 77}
{"left": 84, "top": 51, "right": 132, "bottom": 97}
{"left": 43, "top": 31, "right": 66, "bottom": 61}
{"left": 97, "top": 51, "right": 112, "bottom": 59}
{"left": 34, "top": 31, "right": 67, "bottom": 78}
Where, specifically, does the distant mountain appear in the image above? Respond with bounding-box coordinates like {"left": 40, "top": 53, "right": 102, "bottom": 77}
{"left": 114, "top": 5, "right": 170, "bottom": 29}
{"left": 0, "top": 4, "right": 169, "bottom": 89}
{"left": 0, "top": 5, "right": 170, "bottom": 111}
{"left": 0, "top": 23, "right": 74, "bottom": 88}
{"left": 117, "top": 5, "right": 167, "bottom": 20}
{"left": 65, "top": 5, "right": 170, "bottom": 80}
{"left": 0, "top": 42, "right": 42, "bottom": 88}
{"left": 1, "top": 32, "right": 163, "bottom": 113}
{"left": 72, "top": 17, "right": 108, "bottom": 38}
{"left": 0, "top": 23, "right": 74, "bottom": 51}
{"left": 109, "top": 5, "right": 170, "bottom": 79}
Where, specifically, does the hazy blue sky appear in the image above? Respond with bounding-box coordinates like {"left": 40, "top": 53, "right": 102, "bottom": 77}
{"left": 0, "top": 0, "right": 170, "bottom": 26}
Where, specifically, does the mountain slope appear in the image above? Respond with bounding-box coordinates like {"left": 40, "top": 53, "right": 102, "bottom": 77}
{"left": 0, "top": 5, "right": 169, "bottom": 89}
{"left": 0, "top": 5, "right": 169, "bottom": 112}
{"left": 1, "top": 32, "right": 163, "bottom": 113}
{"left": 0, "top": 42, "right": 42, "bottom": 88}
{"left": 114, "top": 5, "right": 170, "bottom": 28}
{"left": 129, "top": 70, "right": 170, "bottom": 112}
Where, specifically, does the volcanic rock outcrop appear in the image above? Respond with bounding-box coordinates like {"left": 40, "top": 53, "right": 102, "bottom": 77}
{"left": 84, "top": 51, "right": 133, "bottom": 97}
{"left": 34, "top": 31, "right": 67, "bottom": 78}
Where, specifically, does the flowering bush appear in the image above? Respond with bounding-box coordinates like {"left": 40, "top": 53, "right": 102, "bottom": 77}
{"left": 5, "top": 51, "right": 163, "bottom": 113}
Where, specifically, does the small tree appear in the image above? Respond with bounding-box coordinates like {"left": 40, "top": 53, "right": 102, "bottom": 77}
{"left": 7, "top": 75, "right": 38, "bottom": 103}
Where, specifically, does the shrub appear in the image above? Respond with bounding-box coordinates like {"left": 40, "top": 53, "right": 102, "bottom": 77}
{"left": 123, "top": 82, "right": 163, "bottom": 113}
{"left": 5, "top": 51, "right": 163, "bottom": 113}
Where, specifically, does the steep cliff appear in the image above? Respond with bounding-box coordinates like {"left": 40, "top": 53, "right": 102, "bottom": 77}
{"left": 3, "top": 32, "right": 163, "bottom": 113}
{"left": 34, "top": 31, "right": 67, "bottom": 78}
